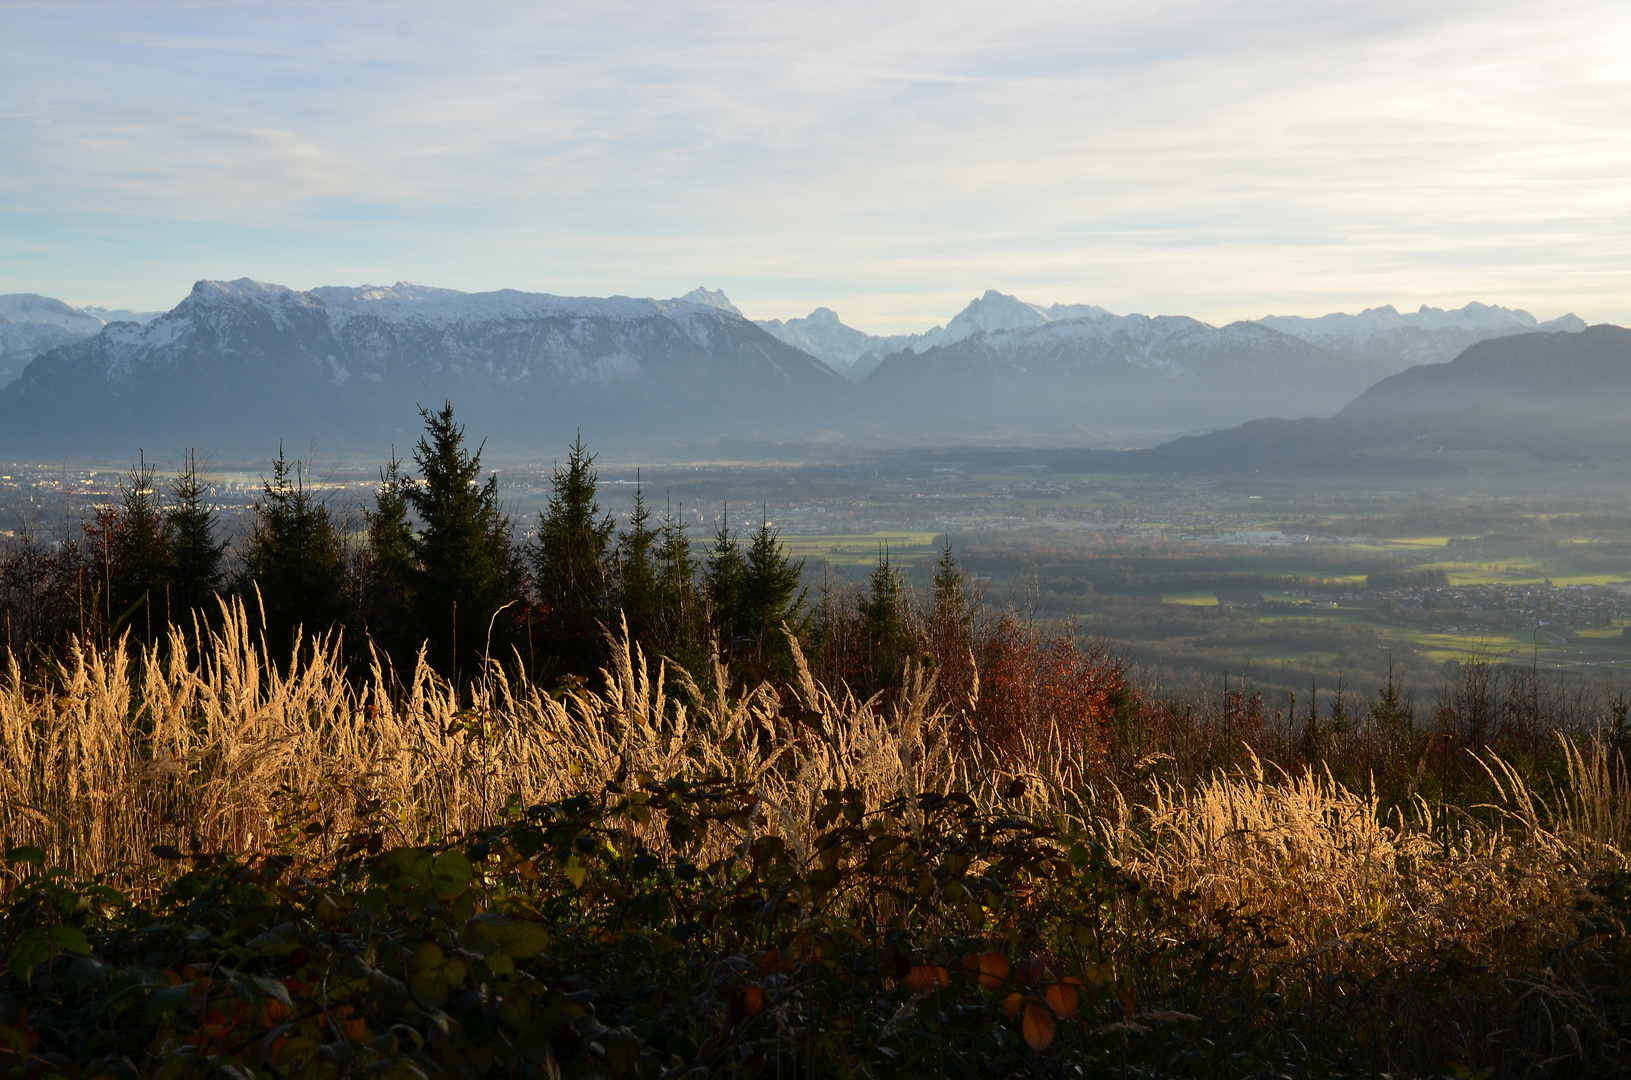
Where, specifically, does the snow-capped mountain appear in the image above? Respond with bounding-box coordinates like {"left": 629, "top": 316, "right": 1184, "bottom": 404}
{"left": 1258, "top": 302, "right": 1584, "bottom": 369}
{"left": 919, "top": 290, "right": 1114, "bottom": 351}
{"left": 0, "top": 279, "right": 856, "bottom": 458}
{"left": 1, "top": 294, "right": 109, "bottom": 389}
{"left": 754, "top": 308, "right": 916, "bottom": 379}
{"left": 676, "top": 286, "right": 742, "bottom": 316}
{"left": 755, "top": 290, "right": 1116, "bottom": 380}
{"left": 1, "top": 295, "right": 167, "bottom": 390}
{"left": 82, "top": 305, "right": 164, "bottom": 324}
{"left": 862, "top": 312, "right": 1381, "bottom": 438}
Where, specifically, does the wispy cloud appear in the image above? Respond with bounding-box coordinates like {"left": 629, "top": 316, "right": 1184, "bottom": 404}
{"left": 3, "top": 0, "right": 1629, "bottom": 329}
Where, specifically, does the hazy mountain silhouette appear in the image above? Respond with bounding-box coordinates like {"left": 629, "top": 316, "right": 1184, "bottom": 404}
{"left": 859, "top": 312, "right": 1381, "bottom": 437}
{"left": 1338, "top": 324, "right": 1631, "bottom": 421}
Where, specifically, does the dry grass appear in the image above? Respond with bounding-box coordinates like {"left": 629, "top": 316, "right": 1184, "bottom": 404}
{"left": 5, "top": 605, "right": 1630, "bottom": 1075}
{"left": 1, "top": 600, "right": 1626, "bottom": 932}
{"left": 0, "top": 604, "right": 995, "bottom": 881}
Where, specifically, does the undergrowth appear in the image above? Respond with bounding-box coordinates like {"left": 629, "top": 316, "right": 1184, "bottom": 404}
{"left": 0, "top": 606, "right": 1628, "bottom": 1077}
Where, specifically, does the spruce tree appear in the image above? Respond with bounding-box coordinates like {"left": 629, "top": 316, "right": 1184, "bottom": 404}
{"left": 361, "top": 451, "right": 418, "bottom": 667}
{"left": 241, "top": 447, "right": 347, "bottom": 657}
{"left": 531, "top": 433, "right": 614, "bottom": 675}
{"left": 614, "top": 474, "right": 659, "bottom": 645}
{"left": 654, "top": 496, "right": 709, "bottom": 679}
{"left": 859, "top": 544, "right": 908, "bottom": 690}
{"left": 407, "top": 403, "right": 517, "bottom": 683}
{"left": 110, "top": 453, "right": 172, "bottom": 642}
{"left": 167, "top": 449, "right": 224, "bottom": 623}
{"left": 740, "top": 508, "right": 806, "bottom": 670}
{"left": 704, "top": 504, "right": 746, "bottom": 649}
{"left": 930, "top": 535, "right": 965, "bottom": 627}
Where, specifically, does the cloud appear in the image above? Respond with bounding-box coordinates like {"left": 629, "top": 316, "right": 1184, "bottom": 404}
{"left": 2, "top": 0, "right": 1629, "bottom": 329}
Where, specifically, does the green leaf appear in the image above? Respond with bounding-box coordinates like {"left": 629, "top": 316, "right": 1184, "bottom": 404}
{"left": 470, "top": 914, "right": 552, "bottom": 959}
{"left": 563, "top": 854, "right": 587, "bottom": 889}
{"left": 409, "top": 968, "right": 450, "bottom": 1009}
{"left": 408, "top": 941, "right": 445, "bottom": 971}
{"left": 48, "top": 925, "right": 91, "bottom": 955}
{"left": 4, "top": 845, "right": 45, "bottom": 868}
{"left": 7, "top": 928, "right": 50, "bottom": 986}
{"left": 431, "top": 851, "right": 473, "bottom": 899}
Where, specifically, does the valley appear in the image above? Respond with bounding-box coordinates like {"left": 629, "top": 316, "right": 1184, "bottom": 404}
{"left": 8, "top": 443, "right": 1631, "bottom": 704}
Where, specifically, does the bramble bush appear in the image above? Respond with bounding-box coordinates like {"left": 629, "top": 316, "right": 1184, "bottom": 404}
{"left": 3, "top": 770, "right": 1630, "bottom": 1080}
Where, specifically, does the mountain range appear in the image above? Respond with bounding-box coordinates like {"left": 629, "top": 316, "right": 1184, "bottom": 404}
{"left": 0, "top": 278, "right": 1610, "bottom": 462}
{"left": 0, "top": 294, "right": 163, "bottom": 388}
{"left": 1048, "top": 324, "right": 1631, "bottom": 477}
{"left": 0, "top": 280, "right": 852, "bottom": 458}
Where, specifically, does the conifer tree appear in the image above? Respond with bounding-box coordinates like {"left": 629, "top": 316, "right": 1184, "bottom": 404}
{"left": 656, "top": 498, "right": 699, "bottom": 623}
{"left": 167, "top": 449, "right": 224, "bottom": 622}
{"left": 858, "top": 543, "right": 908, "bottom": 689}
{"left": 930, "top": 535, "right": 966, "bottom": 627}
{"left": 707, "top": 505, "right": 805, "bottom": 672}
{"left": 110, "top": 453, "right": 172, "bottom": 642}
{"left": 704, "top": 504, "right": 746, "bottom": 649}
{"left": 741, "top": 508, "right": 806, "bottom": 667}
{"left": 241, "top": 447, "right": 347, "bottom": 656}
{"left": 614, "top": 474, "right": 659, "bottom": 644}
{"left": 361, "top": 451, "right": 418, "bottom": 666}
{"left": 531, "top": 433, "right": 614, "bottom": 675}
{"left": 407, "top": 403, "right": 516, "bottom": 682}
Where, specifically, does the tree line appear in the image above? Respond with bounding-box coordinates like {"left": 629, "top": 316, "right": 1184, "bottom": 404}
{"left": 0, "top": 404, "right": 849, "bottom": 695}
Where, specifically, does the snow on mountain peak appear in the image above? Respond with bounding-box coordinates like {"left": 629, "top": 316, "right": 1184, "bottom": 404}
{"left": 911, "top": 290, "right": 1115, "bottom": 351}
{"left": 1256, "top": 300, "right": 1582, "bottom": 367}
{"left": 0, "top": 294, "right": 106, "bottom": 332}
{"left": 676, "top": 287, "right": 742, "bottom": 316}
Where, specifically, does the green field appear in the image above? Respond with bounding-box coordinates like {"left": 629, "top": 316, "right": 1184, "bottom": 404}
{"left": 778, "top": 531, "right": 941, "bottom": 565}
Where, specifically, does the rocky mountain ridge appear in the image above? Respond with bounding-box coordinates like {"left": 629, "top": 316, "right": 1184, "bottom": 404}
{"left": 0, "top": 278, "right": 854, "bottom": 457}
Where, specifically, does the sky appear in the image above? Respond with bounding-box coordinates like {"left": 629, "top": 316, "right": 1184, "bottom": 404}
{"left": 3, "top": 0, "right": 1631, "bottom": 333}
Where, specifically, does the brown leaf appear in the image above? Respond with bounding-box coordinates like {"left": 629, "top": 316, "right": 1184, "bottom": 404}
{"left": 1022, "top": 1002, "right": 1056, "bottom": 1051}
{"left": 974, "top": 950, "right": 1010, "bottom": 990}
{"left": 904, "top": 965, "right": 947, "bottom": 994}
{"left": 1045, "top": 982, "right": 1079, "bottom": 1017}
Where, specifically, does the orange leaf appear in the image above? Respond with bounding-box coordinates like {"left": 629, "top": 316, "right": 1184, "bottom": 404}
{"left": 977, "top": 950, "right": 1010, "bottom": 990}
{"left": 1002, "top": 992, "right": 1024, "bottom": 1019}
{"left": 344, "top": 1017, "right": 366, "bottom": 1041}
{"left": 1022, "top": 1002, "right": 1056, "bottom": 1051}
{"left": 759, "top": 949, "right": 781, "bottom": 977}
{"left": 1044, "top": 982, "right": 1078, "bottom": 1017}
{"left": 743, "top": 986, "right": 764, "bottom": 1016}
{"left": 1114, "top": 985, "right": 1135, "bottom": 1020}
{"left": 904, "top": 965, "right": 947, "bottom": 994}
